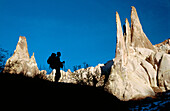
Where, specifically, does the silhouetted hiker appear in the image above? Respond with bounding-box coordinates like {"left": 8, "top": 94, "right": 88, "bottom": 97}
{"left": 47, "top": 52, "right": 65, "bottom": 82}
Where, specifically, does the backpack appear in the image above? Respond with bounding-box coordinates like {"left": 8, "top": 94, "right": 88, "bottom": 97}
{"left": 47, "top": 56, "right": 52, "bottom": 64}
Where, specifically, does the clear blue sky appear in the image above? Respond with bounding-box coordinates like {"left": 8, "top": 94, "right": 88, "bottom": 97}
{"left": 0, "top": 0, "right": 169, "bottom": 72}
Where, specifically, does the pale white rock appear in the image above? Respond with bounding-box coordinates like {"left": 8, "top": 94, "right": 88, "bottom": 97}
{"left": 141, "top": 60, "right": 157, "bottom": 87}
{"left": 105, "top": 57, "right": 155, "bottom": 101}
{"left": 59, "top": 69, "right": 77, "bottom": 84}
{"left": 115, "top": 12, "right": 127, "bottom": 66}
{"left": 158, "top": 54, "right": 170, "bottom": 91}
{"left": 134, "top": 47, "right": 154, "bottom": 59}
{"left": 154, "top": 39, "right": 170, "bottom": 53}
{"left": 104, "top": 6, "right": 159, "bottom": 101}
{"left": 131, "top": 6, "right": 155, "bottom": 51}
{"left": 125, "top": 18, "right": 131, "bottom": 54}
{"left": 46, "top": 69, "right": 56, "bottom": 82}
{"left": 154, "top": 51, "right": 164, "bottom": 64}
{"left": 59, "top": 64, "right": 105, "bottom": 86}
{"left": 13, "top": 36, "right": 30, "bottom": 60}
{"left": 3, "top": 36, "right": 40, "bottom": 77}
{"left": 26, "top": 53, "right": 40, "bottom": 77}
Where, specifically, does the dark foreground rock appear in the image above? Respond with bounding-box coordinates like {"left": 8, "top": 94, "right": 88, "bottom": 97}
{"left": 0, "top": 73, "right": 169, "bottom": 110}
{"left": 0, "top": 72, "right": 127, "bottom": 110}
{"left": 126, "top": 91, "right": 170, "bottom": 110}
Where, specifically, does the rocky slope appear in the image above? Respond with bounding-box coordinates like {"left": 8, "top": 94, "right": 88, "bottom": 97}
{"left": 3, "top": 6, "right": 170, "bottom": 101}
{"left": 0, "top": 72, "right": 126, "bottom": 111}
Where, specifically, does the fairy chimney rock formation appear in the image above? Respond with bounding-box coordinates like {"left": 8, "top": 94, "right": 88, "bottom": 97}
{"left": 131, "top": 6, "right": 155, "bottom": 51}
{"left": 13, "top": 36, "right": 30, "bottom": 60}
{"left": 3, "top": 36, "right": 40, "bottom": 77}
{"left": 105, "top": 6, "right": 169, "bottom": 101}
{"left": 115, "top": 12, "right": 127, "bottom": 66}
{"left": 125, "top": 18, "right": 131, "bottom": 54}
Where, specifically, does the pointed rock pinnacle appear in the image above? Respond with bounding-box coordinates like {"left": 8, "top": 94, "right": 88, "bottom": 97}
{"left": 13, "top": 36, "right": 30, "bottom": 60}
{"left": 30, "top": 52, "right": 36, "bottom": 63}
{"left": 131, "top": 6, "right": 155, "bottom": 51}
{"left": 125, "top": 18, "right": 131, "bottom": 53}
{"left": 115, "top": 12, "right": 127, "bottom": 66}
{"left": 3, "top": 36, "right": 40, "bottom": 77}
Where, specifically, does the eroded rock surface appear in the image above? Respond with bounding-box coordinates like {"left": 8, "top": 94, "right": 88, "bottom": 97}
{"left": 157, "top": 54, "right": 170, "bottom": 91}
{"left": 104, "top": 6, "right": 170, "bottom": 100}
{"left": 131, "top": 6, "right": 155, "bottom": 51}
{"left": 3, "top": 36, "right": 40, "bottom": 77}
{"left": 59, "top": 64, "right": 105, "bottom": 87}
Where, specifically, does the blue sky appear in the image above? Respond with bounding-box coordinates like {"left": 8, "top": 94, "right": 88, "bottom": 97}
{"left": 0, "top": 0, "right": 169, "bottom": 72}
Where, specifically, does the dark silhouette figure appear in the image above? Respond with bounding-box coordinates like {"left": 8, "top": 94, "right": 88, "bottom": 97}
{"left": 47, "top": 52, "right": 65, "bottom": 82}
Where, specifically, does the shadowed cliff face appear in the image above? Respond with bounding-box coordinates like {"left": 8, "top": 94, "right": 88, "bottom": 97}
{"left": 2, "top": 6, "right": 170, "bottom": 101}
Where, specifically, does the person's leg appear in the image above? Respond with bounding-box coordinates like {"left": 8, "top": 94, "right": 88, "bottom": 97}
{"left": 55, "top": 69, "right": 61, "bottom": 82}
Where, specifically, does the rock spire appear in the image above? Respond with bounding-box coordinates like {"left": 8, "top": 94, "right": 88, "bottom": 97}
{"left": 131, "top": 6, "right": 155, "bottom": 51}
{"left": 105, "top": 6, "right": 170, "bottom": 101}
{"left": 125, "top": 18, "right": 131, "bottom": 54}
{"left": 3, "top": 36, "right": 40, "bottom": 77}
{"left": 115, "top": 12, "right": 127, "bottom": 66}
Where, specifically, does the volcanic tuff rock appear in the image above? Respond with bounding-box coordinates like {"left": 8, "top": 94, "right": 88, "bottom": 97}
{"left": 130, "top": 6, "right": 156, "bottom": 51}
{"left": 3, "top": 6, "right": 170, "bottom": 101}
{"left": 105, "top": 6, "right": 170, "bottom": 100}
{"left": 115, "top": 11, "right": 127, "bottom": 66}
{"left": 157, "top": 53, "right": 170, "bottom": 91}
{"left": 59, "top": 64, "right": 105, "bottom": 87}
{"left": 3, "top": 36, "right": 40, "bottom": 77}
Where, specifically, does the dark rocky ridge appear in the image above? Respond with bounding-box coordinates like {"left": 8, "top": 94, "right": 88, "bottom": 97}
{"left": 0, "top": 72, "right": 169, "bottom": 110}
{"left": 0, "top": 72, "right": 126, "bottom": 110}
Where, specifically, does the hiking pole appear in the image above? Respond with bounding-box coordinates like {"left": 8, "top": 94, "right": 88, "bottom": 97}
{"left": 62, "top": 62, "right": 65, "bottom": 73}
{"left": 62, "top": 62, "right": 65, "bottom": 80}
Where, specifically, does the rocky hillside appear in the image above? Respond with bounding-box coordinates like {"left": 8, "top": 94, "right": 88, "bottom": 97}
{"left": 0, "top": 72, "right": 126, "bottom": 110}
{"left": 3, "top": 6, "right": 170, "bottom": 101}
{"left": 0, "top": 72, "right": 169, "bottom": 110}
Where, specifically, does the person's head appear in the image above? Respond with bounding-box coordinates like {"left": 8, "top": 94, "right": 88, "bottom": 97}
{"left": 57, "top": 52, "right": 61, "bottom": 57}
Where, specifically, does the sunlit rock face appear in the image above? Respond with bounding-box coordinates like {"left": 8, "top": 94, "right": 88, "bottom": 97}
{"left": 3, "top": 36, "right": 40, "bottom": 77}
{"left": 131, "top": 6, "right": 156, "bottom": 51}
{"left": 59, "top": 64, "right": 105, "bottom": 87}
{"left": 157, "top": 53, "right": 170, "bottom": 91}
{"left": 104, "top": 6, "right": 170, "bottom": 101}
